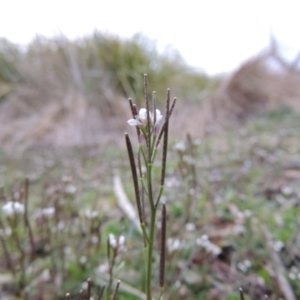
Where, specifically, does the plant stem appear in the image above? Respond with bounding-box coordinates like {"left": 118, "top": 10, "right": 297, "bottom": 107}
{"left": 146, "top": 207, "right": 157, "bottom": 300}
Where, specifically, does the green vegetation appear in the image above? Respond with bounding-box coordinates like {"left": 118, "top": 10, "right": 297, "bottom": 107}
{"left": 1, "top": 34, "right": 300, "bottom": 299}
{"left": 0, "top": 104, "right": 299, "bottom": 299}
{"left": 0, "top": 33, "right": 217, "bottom": 103}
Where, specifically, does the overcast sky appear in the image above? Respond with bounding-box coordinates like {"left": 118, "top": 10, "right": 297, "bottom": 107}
{"left": 1, "top": 0, "right": 299, "bottom": 75}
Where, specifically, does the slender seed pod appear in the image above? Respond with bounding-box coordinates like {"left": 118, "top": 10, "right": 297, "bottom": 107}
{"left": 152, "top": 91, "right": 157, "bottom": 131}
{"left": 239, "top": 288, "right": 245, "bottom": 300}
{"left": 128, "top": 98, "right": 141, "bottom": 140}
{"left": 156, "top": 97, "right": 177, "bottom": 148}
{"left": 125, "top": 133, "right": 144, "bottom": 224}
{"left": 87, "top": 278, "right": 92, "bottom": 299}
{"left": 112, "top": 280, "right": 121, "bottom": 300}
{"left": 66, "top": 293, "right": 71, "bottom": 300}
{"left": 160, "top": 90, "right": 170, "bottom": 186}
{"left": 144, "top": 74, "right": 151, "bottom": 159}
{"left": 159, "top": 202, "right": 167, "bottom": 289}
{"left": 97, "top": 285, "right": 106, "bottom": 300}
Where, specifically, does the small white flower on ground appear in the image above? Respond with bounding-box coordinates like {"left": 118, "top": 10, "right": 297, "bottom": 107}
{"left": 127, "top": 108, "right": 163, "bottom": 128}
{"left": 91, "top": 235, "right": 99, "bottom": 244}
{"left": 273, "top": 240, "right": 284, "bottom": 252}
{"left": 97, "top": 262, "right": 109, "bottom": 274}
{"left": 237, "top": 262, "right": 248, "bottom": 273}
{"left": 85, "top": 210, "right": 99, "bottom": 219}
{"left": 185, "top": 223, "right": 196, "bottom": 231}
{"left": 79, "top": 256, "right": 87, "bottom": 264}
{"left": 34, "top": 207, "right": 55, "bottom": 219}
{"left": 42, "top": 269, "right": 50, "bottom": 281}
{"left": 196, "top": 235, "right": 221, "bottom": 255}
{"left": 174, "top": 141, "right": 186, "bottom": 152}
{"left": 2, "top": 201, "right": 25, "bottom": 216}
{"left": 244, "top": 260, "right": 252, "bottom": 268}
{"left": 237, "top": 260, "right": 252, "bottom": 273}
{"left": 65, "top": 184, "right": 77, "bottom": 195}
{"left": 289, "top": 272, "right": 296, "bottom": 280}
{"left": 167, "top": 238, "right": 182, "bottom": 253}
{"left": 233, "top": 224, "right": 246, "bottom": 235}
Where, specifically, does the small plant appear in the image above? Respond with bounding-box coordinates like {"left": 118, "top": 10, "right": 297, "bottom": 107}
{"left": 125, "top": 74, "right": 176, "bottom": 300}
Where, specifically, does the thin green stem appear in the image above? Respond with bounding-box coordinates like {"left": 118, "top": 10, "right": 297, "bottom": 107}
{"left": 140, "top": 177, "right": 149, "bottom": 196}
{"left": 141, "top": 223, "right": 150, "bottom": 245}
{"left": 150, "top": 134, "right": 158, "bottom": 162}
{"left": 147, "top": 163, "right": 155, "bottom": 210}
{"left": 146, "top": 207, "right": 157, "bottom": 300}
{"left": 155, "top": 185, "right": 164, "bottom": 208}
{"left": 139, "top": 143, "right": 147, "bottom": 165}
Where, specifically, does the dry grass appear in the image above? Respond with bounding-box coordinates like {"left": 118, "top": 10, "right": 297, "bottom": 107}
{"left": 1, "top": 35, "right": 300, "bottom": 150}
{"left": 206, "top": 46, "right": 300, "bottom": 129}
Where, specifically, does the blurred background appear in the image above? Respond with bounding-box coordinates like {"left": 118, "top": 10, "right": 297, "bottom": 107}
{"left": 1, "top": 0, "right": 300, "bottom": 148}
{"left": 1, "top": 1, "right": 300, "bottom": 299}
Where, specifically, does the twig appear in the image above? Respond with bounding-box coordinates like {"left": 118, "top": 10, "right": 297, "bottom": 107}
{"left": 262, "top": 225, "right": 296, "bottom": 300}
{"left": 113, "top": 174, "right": 141, "bottom": 235}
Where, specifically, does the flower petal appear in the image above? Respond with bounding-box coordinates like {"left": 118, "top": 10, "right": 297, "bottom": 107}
{"left": 154, "top": 109, "right": 163, "bottom": 125}
{"left": 127, "top": 119, "right": 141, "bottom": 126}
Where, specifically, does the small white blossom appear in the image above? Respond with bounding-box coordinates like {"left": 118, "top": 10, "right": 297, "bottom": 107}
{"left": 65, "top": 184, "right": 77, "bottom": 195}
{"left": 167, "top": 238, "right": 182, "bottom": 253}
{"left": 185, "top": 223, "right": 196, "bottom": 231}
{"left": 81, "top": 282, "right": 88, "bottom": 290}
{"left": 281, "top": 186, "right": 293, "bottom": 196}
{"left": 289, "top": 272, "right": 296, "bottom": 280}
{"left": 91, "top": 236, "right": 99, "bottom": 244}
{"left": 62, "top": 175, "right": 72, "bottom": 183}
{"left": 34, "top": 207, "right": 55, "bottom": 219}
{"left": 237, "top": 260, "right": 252, "bottom": 273}
{"left": 79, "top": 256, "right": 87, "bottom": 264}
{"left": 244, "top": 260, "right": 252, "bottom": 268}
{"left": 13, "top": 191, "right": 21, "bottom": 200}
{"left": 57, "top": 221, "right": 65, "bottom": 230}
{"left": 64, "top": 247, "right": 72, "bottom": 255}
{"left": 273, "top": 240, "right": 284, "bottom": 252}
{"left": 174, "top": 141, "right": 186, "bottom": 152}
{"left": 238, "top": 262, "right": 248, "bottom": 273}
{"left": 2, "top": 201, "right": 24, "bottom": 216}
{"left": 85, "top": 210, "right": 99, "bottom": 219}
{"left": 244, "top": 210, "right": 252, "bottom": 218}
{"left": 108, "top": 234, "right": 126, "bottom": 252}
{"left": 233, "top": 224, "right": 246, "bottom": 235}
{"left": 109, "top": 233, "right": 117, "bottom": 248}
{"left": 42, "top": 269, "right": 50, "bottom": 281}
{"left": 97, "top": 262, "right": 109, "bottom": 274}
{"left": 196, "top": 235, "right": 221, "bottom": 255}
{"left": 127, "top": 108, "right": 163, "bottom": 128}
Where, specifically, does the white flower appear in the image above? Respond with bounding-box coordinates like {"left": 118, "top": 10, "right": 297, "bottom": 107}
{"left": 84, "top": 210, "right": 99, "bottom": 219}
{"left": 185, "top": 223, "right": 196, "bottom": 231}
{"left": 2, "top": 201, "right": 24, "bottom": 216}
{"left": 79, "top": 256, "right": 87, "bottom": 264}
{"left": 196, "top": 235, "right": 221, "bottom": 256}
{"left": 33, "top": 207, "right": 55, "bottom": 219}
{"left": 273, "top": 240, "right": 284, "bottom": 252}
{"left": 108, "top": 234, "right": 126, "bottom": 252}
{"left": 167, "top": 238, "right": 182, "bottom": 253}
{"left": 174, "top": 141, "right": 186, "bottom": 152}
{"left": 65, "top": 184, "right": 77, "bottom": 195}
{"left": 151, "top": 109, "right": 163, "bottom": 126}
{"left": 108, "top": 233, "right": 118, "bottom": 248}
{"left": 127, "top": 108, "right": 163, "bottom": 128}
{"left": 97, "top": 262, "right": 109, "bottom": 274}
